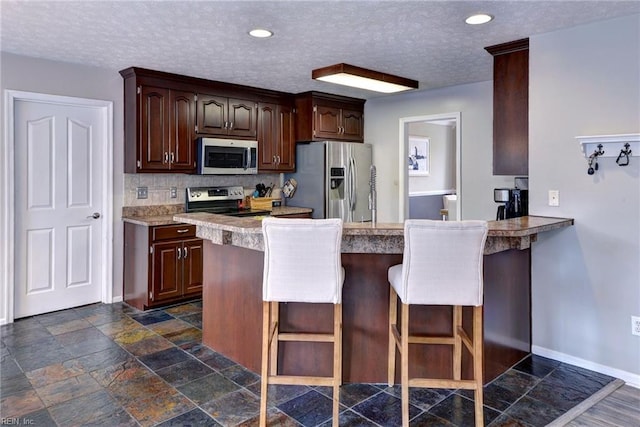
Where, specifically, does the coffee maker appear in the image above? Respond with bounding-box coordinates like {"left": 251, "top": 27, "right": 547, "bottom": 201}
{"left": 494, "top": 188, "right": 528, "bottom": 220}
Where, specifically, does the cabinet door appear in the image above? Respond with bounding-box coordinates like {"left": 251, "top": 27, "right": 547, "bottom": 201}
{"left": 197, "top": 94, "right": 228, "bottom": 135}
{"left": 277, "top": 104, "right": 296, "bottom": 171}
{"left": 493, "top": 49, "right": 529, "bottom": 175}
{"left": 228, "top": 98, "right": 257, "bottom": 138}
{"left": 170, "top": 90, "right": 196, "bottom": 171}
{"left": 314, "top": 105, "right": 341, "bottom": 140}
{"left": 341, "top": 109, "right": 364, "bottom": 142}
{"left": 257, "top": 102, "right": 278, "bottom": 170}
{"left": 182, "top": 239, "right": 203, "bottom": 296}
{"left": 140, "top": 86, "right": 170, "bottom": 170}
{"left": 151, "top": 241, "right": 181, "bottom": 302}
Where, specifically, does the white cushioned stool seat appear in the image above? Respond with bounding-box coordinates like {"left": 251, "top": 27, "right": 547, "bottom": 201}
{"left": 388, "top": 219, "right": 488, "bottom": 427}
{"left": 260, "top": 217, "right": 344, "bottom": 427}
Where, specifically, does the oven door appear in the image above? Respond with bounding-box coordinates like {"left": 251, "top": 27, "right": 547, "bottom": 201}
{"left": 197, "top": 138, "right": 258, "bottom": 174}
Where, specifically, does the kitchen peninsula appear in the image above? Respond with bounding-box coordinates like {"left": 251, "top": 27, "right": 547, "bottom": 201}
{"left": 174, "top": 213, "right": 573, "bottom": 384}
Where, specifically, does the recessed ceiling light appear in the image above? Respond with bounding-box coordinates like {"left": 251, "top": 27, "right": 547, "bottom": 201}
{"left": 465, "top": 14, "right": 493, "bottom": 25}
{"left": 249, "top": 28, "right": 273, "bottom": 38}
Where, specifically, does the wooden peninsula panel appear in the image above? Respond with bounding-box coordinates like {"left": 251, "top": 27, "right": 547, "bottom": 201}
{"left": 177, "top": 214, "right": 573, "bottom": 384}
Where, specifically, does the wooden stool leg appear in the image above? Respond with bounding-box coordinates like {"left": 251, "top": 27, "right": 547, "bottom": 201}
{"left": 269, "top": 302, "right": 279, "bottom": 375}
{"left": 332, "top": 303, "right": 342, "bottom": 427}
{"left": 260, "top": 301, "right": 270, "bottom": 427}
{"left": 388, "top": 287, "right": 398, "bottom": 386}
{"left": 453, "top": 305, "right": 462, "bottom": 380}
{"left": 473, "top": 306, "right": 484, "bottom": 427}
{"left": 401, "top": 303, "right": 410, "bottom": 427}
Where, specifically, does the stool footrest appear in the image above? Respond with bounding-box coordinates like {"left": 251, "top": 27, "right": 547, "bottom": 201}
{"left": 408, "top": 378, "right": 479, "bottom": 390}
{"left": 278, "top": 332, "right": 335, "bottom": 342}
{"left": 268, "top": 375, "right": 337, "bottom": 387}
{"left": 408, "top": 335, "right": 455, "bottom": 345}
{"left": 391, "top": 326, "right": 456, "bottom": 346}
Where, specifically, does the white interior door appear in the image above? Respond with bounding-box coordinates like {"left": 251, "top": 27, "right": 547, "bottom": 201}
{"left": 14, "top": 99, "right": 105, "bottom": 318}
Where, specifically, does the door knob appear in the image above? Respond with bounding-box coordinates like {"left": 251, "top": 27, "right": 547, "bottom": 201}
{"left": 87, "top": 212, "right": 101, "bottom": 219}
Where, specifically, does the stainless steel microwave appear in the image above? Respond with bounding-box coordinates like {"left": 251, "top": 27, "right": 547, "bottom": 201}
{"left": 196, "top": 138, "right": 258, "bottom": 175}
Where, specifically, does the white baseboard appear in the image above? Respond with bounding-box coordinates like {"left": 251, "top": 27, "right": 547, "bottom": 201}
{"left": 111, "top": 295, "right": 123, "bottom": 303}
{"left": 533, "top": 345, "right": 640, "bottom": 389}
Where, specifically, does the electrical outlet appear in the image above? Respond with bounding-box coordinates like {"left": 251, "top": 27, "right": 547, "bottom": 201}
{"left": 170, "top": 187, "right": 177, "bottom": 198}
{"left": 136, "top": 186, "right": 148, "bottom": 199}
{"left": 548, "top": 190, "right": 559, "bottom": 207}
{"left": 632, "top": 316, "right": 640, "bottom": 336}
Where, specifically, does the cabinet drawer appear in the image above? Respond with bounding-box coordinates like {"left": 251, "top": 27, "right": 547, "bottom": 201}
{"left": 152, "top": 224, "right": 196, "bottom": 241}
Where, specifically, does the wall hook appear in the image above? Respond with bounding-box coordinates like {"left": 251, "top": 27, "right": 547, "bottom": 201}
{"left": 616, "top": 143, "right": 632, "bottom": 166}
{"left": 587, "top": 144, "right": 605, "bottom": 175}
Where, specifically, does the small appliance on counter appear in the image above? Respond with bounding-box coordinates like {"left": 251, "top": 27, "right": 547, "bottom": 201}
{"left": 494, "top": 177, "right": 528, "bottom": 220}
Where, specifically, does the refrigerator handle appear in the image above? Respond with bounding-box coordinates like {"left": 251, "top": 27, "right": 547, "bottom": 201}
{"left": 349, "top": 157, "right": 357, "bottom": 213}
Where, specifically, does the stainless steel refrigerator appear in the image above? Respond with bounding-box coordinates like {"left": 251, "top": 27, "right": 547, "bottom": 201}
{"left": 285, "top": 141, "right": 373, "bottom": 222}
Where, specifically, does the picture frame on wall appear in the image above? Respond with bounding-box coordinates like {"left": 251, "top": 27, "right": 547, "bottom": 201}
{"left": 408, "top": 136, "right": 430, "bottom": 176}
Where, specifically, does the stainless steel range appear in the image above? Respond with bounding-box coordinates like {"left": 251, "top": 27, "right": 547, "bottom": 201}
{"left": 185, "top": 186, "right": 271, "bottom": 217}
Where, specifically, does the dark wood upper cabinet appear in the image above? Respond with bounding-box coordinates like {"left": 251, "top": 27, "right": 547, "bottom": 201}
{"left": 295, "top": 91, "right": 365, "bottom": 142}
{"left": 121, "top": 67, "right": 366, "bottom": 173}
{"left": 170, "top": 90, "right": 197, "bottom": 170}
{"left": 139, "top": 86, "right": 170, "bottom": 171}
{"left": 196, "top": 94, "right": 258, "bottom": 138}
{"left": 121, "top": 68, "right": 197, "bottom": 173}
{"left": 196, "top": 95, "right": 226, "bottom": 135}
{"left": 257, "top": 100, "right": 295, "bottom": 172}
{"left": 485, "top": 38, "right": 529, "bottom": 176}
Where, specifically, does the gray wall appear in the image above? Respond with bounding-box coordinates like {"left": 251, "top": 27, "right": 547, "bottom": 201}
{"left": 408, "top": 122, "right": 456, "bottom": 195}
{"left": 1, "top": 52, "right": 126, "bottom": 302}
{"left": 364, "top": 80, "right": 515, "bottom": 222}
{"left": 529, "top": 15, "right": 639, "bottom": 383}
{"left": 365, "top": 14, "right": 640, "bottom": 383}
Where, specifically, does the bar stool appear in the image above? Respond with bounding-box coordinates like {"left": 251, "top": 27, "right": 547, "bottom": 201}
{"left": 387, "top": 219, "right": 488, "bottom": 427}
{"left": 260, "top": 217, "right": 344, "bottom": 427}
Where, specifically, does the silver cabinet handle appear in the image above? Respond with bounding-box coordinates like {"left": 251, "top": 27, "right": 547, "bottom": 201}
{"left": 229, "top": 121, "right": 233, "bottom": 130}
{"left": 183, "top": 247, "right": 188, "bottom": 259}
{"left": 277, "top": 155, "right": 281, "bottom": 164}
{"left": 176, "top": 229, "right": 189, "bottom": 233}
{"left": 177, "top": 247, "right": 182, "bottom": 259}
{"left": 170, "top": 152, "right": 175, "bottom": 163}
{"left": 86, "top": 212, "right": 101, "bottom": 219}
{"left": 164, "top": 152, "right": 169, "bottom": 163}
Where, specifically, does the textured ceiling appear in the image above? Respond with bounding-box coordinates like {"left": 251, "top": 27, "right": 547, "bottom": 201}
{"left": 2, "top": 1, "right": 639, "bottom": 99}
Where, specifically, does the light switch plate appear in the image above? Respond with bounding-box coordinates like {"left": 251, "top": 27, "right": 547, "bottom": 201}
{"left": 170, "top": 187, "right": 177, "bottom": 198}
{"left": 548, "top": 190, "right": 559, "bottom": 206}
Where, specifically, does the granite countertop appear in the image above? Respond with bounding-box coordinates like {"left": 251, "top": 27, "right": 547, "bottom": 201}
{"left": 123, "top": 205, "right": 313, "bottom": 227}
{"left": 172, "top": 214, "right": 574, "bottom": 255}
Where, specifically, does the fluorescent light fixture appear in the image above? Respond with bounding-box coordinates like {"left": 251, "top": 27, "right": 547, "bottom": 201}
{"left": 465, "top": 13, "right": 493, "bottom": 25}
{"left": 249, "top": 28, "right": 273, "bottom": 38}
{"left": 312, "top": 63, "right": 418, "bottom": 93}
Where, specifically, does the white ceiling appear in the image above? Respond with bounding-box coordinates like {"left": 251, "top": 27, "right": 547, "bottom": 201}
{"left": 2, "top": 1, "right": 639, "bottom": 100}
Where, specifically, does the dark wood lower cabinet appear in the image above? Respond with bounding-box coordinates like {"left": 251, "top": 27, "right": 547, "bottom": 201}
{"left": 201, "top": 241, "right": 530, "bottom": 384}
{"left": 124, "top": 223, "right": 203, "bottom": 310}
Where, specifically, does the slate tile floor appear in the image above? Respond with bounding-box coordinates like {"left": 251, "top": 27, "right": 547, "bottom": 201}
{"left": 1, "top": 300, "right": 618, "bottom": 426}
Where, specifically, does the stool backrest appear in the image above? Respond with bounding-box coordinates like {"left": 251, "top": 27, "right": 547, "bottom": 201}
{"left": 262, "top": 217, "right": 344, "bottom": 304}
{"left": 401, "top": 219, "right": 488, "bottom": 306}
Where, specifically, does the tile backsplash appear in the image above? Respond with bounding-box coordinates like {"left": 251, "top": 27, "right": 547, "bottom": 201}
{"left": 123, "top": 173, "right": 282, "bottom": 206}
